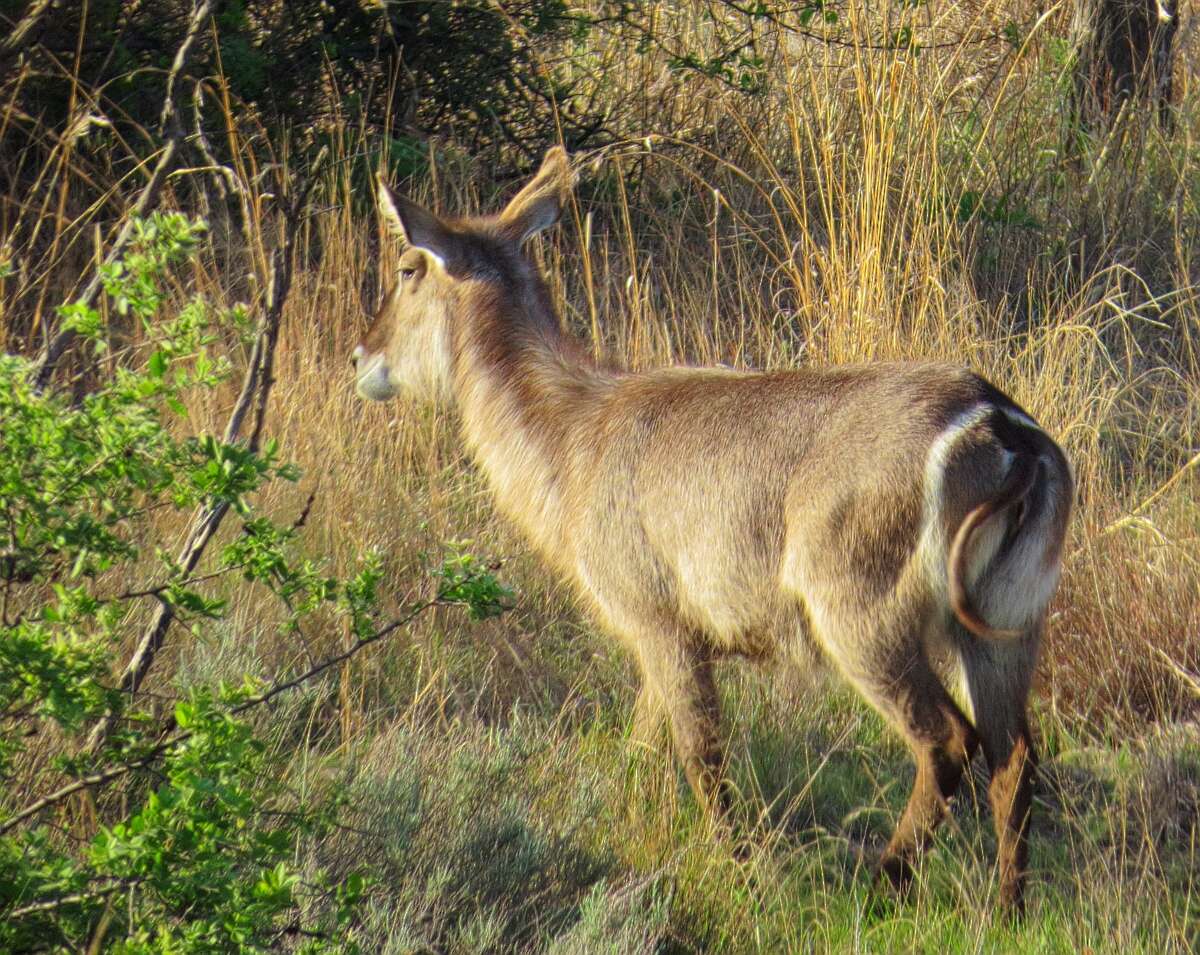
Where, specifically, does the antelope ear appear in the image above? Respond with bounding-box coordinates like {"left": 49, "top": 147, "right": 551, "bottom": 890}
{"left": 497, "top": 147, "right": 573, "bottom": 244}
{"left": 376, "top": 174, "right": 455, "bottom": 266}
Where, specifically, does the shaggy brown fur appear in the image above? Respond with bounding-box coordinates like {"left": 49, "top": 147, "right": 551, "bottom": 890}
{"left": 351, "top": 148, "right": 1073, "bottom": 912}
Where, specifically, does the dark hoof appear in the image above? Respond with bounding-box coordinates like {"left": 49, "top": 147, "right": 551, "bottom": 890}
{"left": 728, "top": 834, "right": 753, "bottom": 862}
{"left": 874, "top": 853, "right": 915, "bottom": 896}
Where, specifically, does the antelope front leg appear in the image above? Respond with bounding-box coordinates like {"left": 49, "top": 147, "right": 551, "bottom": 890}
{"left": 636, "top": 641, "right": 732, "bottom": 822}
{"left": 630, "top": 685, "right": 667, "bottom": 749}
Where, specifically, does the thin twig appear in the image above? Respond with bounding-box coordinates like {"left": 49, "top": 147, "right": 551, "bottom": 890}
{"left": 1100, "top": 448, "right": 1200, "bottom": 536}
{"left": 1, "top": 600, "right": 437, "bottom": 836}
{"left": 111, "top": 491, "right": 318, "bottom": 602}
{"left": 1148, "top": 644, "right": 1200, "bottom": 701}
{"left": 6, "top": 880, "right": 130, "bottom": 921}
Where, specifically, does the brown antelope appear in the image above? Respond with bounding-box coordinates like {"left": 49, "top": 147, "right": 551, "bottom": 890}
{"left": 351, "top": 148, "right": 1073, "bottom": 912}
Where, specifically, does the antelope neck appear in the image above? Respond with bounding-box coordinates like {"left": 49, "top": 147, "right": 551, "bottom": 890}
{"left": 450, "top": 274, "right": 612, "bottom": 558}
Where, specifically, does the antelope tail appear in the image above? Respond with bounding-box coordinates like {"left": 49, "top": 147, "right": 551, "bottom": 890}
{"left": 948, "top": 453, "right": 1042, "bottom": 639}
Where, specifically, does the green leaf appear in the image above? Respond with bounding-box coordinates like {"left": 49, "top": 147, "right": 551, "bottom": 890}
{"left": 147, "top": 350, "right": 167, "bottom": 378}
{"left": 175, "top": 700, "right": 194, "bottom": 728}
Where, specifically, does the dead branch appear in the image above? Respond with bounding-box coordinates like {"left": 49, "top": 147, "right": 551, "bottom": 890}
{"left": 82, "top": 150, "right": 328, "bottom": 756}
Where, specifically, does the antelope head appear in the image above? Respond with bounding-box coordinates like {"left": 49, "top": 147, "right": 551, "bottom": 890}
{"left": 353, "top": 147, "right": 572, "bottom": 402}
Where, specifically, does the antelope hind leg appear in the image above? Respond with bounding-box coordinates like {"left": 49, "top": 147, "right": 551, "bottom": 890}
{"left": 859, "top": 657, "right": 979, "bottom": 893}
{"left": 985, "top": 724, "right": 1036, "bottom": 914}
{"left": 957, "top": 630, "right": 1041, "bottom": 915}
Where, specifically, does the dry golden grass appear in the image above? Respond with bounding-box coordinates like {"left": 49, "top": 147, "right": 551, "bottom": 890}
{"left": 187, "top": 1, "right": 1200, "bottom": 736}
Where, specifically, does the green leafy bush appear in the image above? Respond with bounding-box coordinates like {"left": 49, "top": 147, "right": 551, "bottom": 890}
{"left": 0, "top": 214, "right": 510, "bottom": 951}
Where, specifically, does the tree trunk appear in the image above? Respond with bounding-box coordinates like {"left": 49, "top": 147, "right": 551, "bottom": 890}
{"left": 1076, "top": 0, "right": 1179, "bottom": 130}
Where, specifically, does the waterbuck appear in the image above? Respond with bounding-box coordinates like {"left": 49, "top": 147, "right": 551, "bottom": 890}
{"left": 351, "top": 148, "right": 1073, "bottom": 912}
